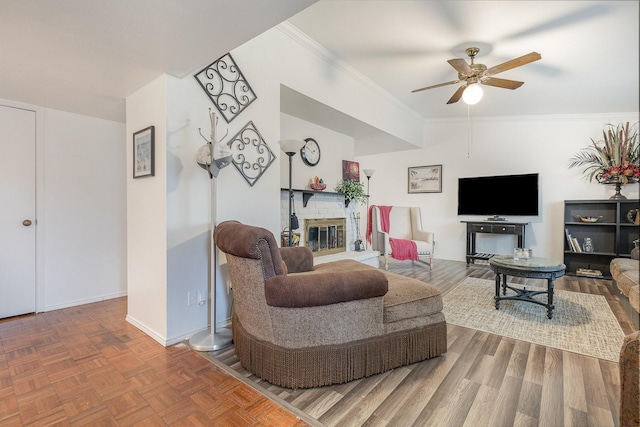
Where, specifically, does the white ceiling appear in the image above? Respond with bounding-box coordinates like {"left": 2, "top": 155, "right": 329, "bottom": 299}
{"left": 1, "top": 1, "right": 637, "bottom": 126}
{"left": 288, "top": 0, "right": 639, "bottom": 120}
{"left": 0, "top": 0, "right": 316, "bottom": 122}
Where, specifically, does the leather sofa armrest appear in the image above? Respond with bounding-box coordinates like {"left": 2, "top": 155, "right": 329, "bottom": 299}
{"left": 280, "top": 246, "right": 314, "bottom": 273}
{"left": 264, "top": 269, "right": 388, "bottom": 308}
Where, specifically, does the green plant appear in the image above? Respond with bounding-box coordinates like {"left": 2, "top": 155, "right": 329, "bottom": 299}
{"left": 335, "top": 179, "right": 367, "bottom": 204}
{"left": 569, "top": 122, "right": 640, "bottom": 184}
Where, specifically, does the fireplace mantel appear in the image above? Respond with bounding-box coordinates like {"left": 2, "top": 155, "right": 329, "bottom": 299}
{"left": 280, "top": 188, "right": 345, "bottom": 208}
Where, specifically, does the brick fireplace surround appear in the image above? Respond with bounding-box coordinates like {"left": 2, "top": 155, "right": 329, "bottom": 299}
{"left": 280, "top": 190, "right": 359, "bottom": 253}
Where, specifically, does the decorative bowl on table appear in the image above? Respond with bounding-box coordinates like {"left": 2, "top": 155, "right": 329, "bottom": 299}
{"left": 577, "top": 215, "right": 602, "bottom": 223}
{"left": 310, "top": 183, "right": 326, "bottom": 191}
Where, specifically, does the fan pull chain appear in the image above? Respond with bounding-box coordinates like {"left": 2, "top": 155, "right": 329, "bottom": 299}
{"left": 467, "top": 104, "right": 472, "bottom": 158}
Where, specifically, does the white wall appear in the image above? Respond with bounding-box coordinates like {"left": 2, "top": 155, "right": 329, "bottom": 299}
{"left": 124, "top": 24, "right": 424, "bottom": 344}
{"left": 0, "top": 98, "right": 126, "bottom": 313}
{"left": 125, "top": 75, "right": 169, "bottom": 343}
{"left": 43, "top": 109, "right": 127, "bottom": 309}
{"left": 357, "top": 113, "right": 640, "bottom": 263}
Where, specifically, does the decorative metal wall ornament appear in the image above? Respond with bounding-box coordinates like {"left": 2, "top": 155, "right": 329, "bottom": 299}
{"left": 194, "top": 53, "right": 257, "bottom": 123}
{"left": 226, "top": 121, "right": 275, "bottom": 187}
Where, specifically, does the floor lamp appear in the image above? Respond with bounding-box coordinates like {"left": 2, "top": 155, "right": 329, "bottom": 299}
{"left": 190, "top": 112, "right": 233, "bottom": 352}
{"left": 363, "top": 169, "right": 375, "bottom": 249}
{"left": 279, "top": 139, "right": 305, "bottom": 246}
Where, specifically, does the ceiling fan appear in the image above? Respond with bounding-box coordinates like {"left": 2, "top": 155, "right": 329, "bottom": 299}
{"left": 412, "top": 47, "right": 541, "bottom": 104}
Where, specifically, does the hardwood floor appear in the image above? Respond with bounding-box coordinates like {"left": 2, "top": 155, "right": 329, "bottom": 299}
{"left": 0, "top": 297, "right": 309, "bottom": 426}
{"left": 1, "top": 259, "right": 635, "bottom": 426}
{"left": 207, "top": 258, "right": 638, "bottom": 427}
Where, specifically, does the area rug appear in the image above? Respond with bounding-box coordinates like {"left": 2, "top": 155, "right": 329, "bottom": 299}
{"left": 442, "top": 277, "right": 625, "bottom": 362}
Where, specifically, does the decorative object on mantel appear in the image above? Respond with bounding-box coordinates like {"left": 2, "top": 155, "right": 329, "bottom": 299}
{"left": 194, "top": 53, "right": 257, "bottom": 123}
{"left": 342, "top": 160, "right": 360, "bottom": 181}
{"left": 569, "top": 122, "right": 639, "bottom": 200}
{"left": 227, "top": 121, "right": 275, "bottom": 187}
{"left": 408, "top": 164, "right": 442, "bottom": 193}
{"left": 310, "top": 176, "right": 326, "bottom": 191}
{"left": 133, "top": 126, "right": 154, "bottom": 178}
{"left": 190, "top": 110, "right": 233, "bottom": 352}
{"left": 335, "top": 179, "right": 367, "bottom": 207}
{"left": 279, "top": 139, "right": 305, "bottom": 247}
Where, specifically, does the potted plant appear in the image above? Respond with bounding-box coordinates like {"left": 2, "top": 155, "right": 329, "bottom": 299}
{"left": 569, "top": 122, "right": 640, "bottom": 199}
{"left": 335, "top": 179, "right": 367, "bottom": 207}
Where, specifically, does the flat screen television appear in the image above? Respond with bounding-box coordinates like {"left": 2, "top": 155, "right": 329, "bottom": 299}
{"left": 457, "top": 173, "right": 539, "bottom": 218}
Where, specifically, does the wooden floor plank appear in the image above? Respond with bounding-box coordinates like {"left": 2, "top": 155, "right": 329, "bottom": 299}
{"left": 1, "top": 258, "right": 634, "bottom": 426}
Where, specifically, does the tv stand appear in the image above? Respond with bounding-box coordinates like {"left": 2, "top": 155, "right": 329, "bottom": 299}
{"left": 462, "top": 220, "right": 529, "bottom": 266}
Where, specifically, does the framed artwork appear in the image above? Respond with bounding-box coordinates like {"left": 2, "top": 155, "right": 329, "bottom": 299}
{"left": 408, "top": 165, "right": 442, "bottom": 193}
{"left": 342, "top": 160, "right": 360, "bottom": 181}
{"left": 133, "top": 126, "right": 155, "bottom": 178}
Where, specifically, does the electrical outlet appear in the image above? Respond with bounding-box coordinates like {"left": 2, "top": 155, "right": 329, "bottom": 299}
{"left": 187, "top": 290, "right": 196, "bottom": 306}
{"left": 197, "top": 290, "right": 206, "bottom": 306}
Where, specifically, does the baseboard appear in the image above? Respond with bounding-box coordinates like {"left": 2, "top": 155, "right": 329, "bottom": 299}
{"left": 125, "top": 314, "right": 168, "bottom": 346}
{"left": 125, "top": 316, "right": 232, "bottom": 347}
{"left": 41, "top": 291, "right": 127, "bottom": 313}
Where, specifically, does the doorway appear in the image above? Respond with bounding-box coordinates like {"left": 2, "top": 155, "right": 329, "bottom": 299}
{"left": 0, "top": 104, "right": 36, "bottom": 318}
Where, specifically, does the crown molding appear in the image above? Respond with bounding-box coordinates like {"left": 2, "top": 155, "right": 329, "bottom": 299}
{"left": 277, "top": 22, "right": 424, "bottom": 123}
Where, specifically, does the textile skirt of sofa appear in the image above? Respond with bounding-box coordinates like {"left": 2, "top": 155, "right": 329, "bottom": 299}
{"left": 232, "top": 313, "right": 448, "bottom": 389}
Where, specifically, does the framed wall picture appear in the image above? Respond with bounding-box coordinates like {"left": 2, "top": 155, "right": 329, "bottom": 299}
{"left": 408, "top": 164, "right": 442, "bottom": 193}
{"left": 133, "top": 126, "right": 155, "bottom": 178}
{"left": 342, "top": 160, "right": 360, "bottom": 181}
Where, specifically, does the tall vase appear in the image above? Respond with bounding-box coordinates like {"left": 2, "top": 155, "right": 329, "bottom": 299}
{"left": 601, "top": 177, "right": 639, "bottom": 200}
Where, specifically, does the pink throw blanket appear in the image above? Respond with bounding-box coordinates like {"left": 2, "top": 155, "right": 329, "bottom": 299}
{"left": 367, "top": 205, "right": 418, "bottom": 261}
{"left": 389, "top": 238, "right": 419, "bottom": 261}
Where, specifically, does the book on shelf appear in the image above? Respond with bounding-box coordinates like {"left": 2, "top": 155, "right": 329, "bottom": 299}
{"left": 565, "top": 229, "right": 574, "bottom": 251}
{"left": 571, "top": 237, "right": 582, "bottom": 252}
{"left": 576, "top": 268, "right": 603, "bottom": 277}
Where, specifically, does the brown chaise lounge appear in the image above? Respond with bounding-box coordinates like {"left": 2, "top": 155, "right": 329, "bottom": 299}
{"left": 214, "top": 220, "right": 447, "bottom": 389}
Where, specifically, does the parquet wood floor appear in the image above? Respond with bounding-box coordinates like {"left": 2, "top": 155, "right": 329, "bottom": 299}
{"left": 0, "top": 297, "right": 309, "bottom": 426}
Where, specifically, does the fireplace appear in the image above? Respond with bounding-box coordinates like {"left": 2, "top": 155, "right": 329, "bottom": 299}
{"left": 304, "top": 218, "right": 346, "bottom": 256}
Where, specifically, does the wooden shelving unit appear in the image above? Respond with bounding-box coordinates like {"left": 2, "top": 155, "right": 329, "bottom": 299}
{"left": 563, "top": 199, "right": 639, "bottom": 278}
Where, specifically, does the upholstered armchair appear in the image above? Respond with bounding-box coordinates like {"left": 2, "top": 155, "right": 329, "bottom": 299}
{"left": 214, "top": 220, "right": 447, "bottom": 389}
{"left": 369, "top": 206, "right": 434, "bottom": 270}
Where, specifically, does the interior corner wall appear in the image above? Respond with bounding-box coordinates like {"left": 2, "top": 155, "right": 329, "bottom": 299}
{"left": 279, "top": 113, "right": 355, "bottom": 191}
{"left": 0, "top": 97, "right": 126, "bottom": 313}
{"left": 121, "top": 23, "right": 427, "bottom": 344}
{"left": 42, "top": 108, "right": 127, "bottom": 310}
{"left": 357, "top": 113, "right": 640, "bottom": 263}
{"left": 125, "top": 74, "right": 169, "bottom": 344}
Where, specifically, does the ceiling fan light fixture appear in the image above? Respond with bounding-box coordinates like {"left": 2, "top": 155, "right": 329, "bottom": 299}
{"left": 462, "top": 83, "right": 483, "bottom": 105}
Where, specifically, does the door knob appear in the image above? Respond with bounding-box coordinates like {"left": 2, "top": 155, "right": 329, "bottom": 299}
{"left": 22, "top": 220, "right": 32, "bottom": 226}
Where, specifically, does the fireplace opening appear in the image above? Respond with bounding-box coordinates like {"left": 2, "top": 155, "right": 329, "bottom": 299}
{"left": 304, "top": 218, "right": 346, "bottom": 256}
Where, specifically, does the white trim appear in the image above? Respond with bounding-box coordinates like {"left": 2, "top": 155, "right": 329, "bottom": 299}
{"left": 277, "top": 22, "right": 425, "bottom": 123}
{"left": 43, "top": 291, "right": 127, "bottom": 312}
{"left": 126, "top": 314, "right": 167, "bottom": 346}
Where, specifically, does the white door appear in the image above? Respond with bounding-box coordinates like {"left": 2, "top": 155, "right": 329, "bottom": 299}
{"left": 0, "top": 105, "right": 36, "bottom": 318}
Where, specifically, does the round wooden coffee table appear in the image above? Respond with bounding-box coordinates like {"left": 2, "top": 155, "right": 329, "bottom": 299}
{"left": 489, "top": 255, "right": 566, "bottom": 319}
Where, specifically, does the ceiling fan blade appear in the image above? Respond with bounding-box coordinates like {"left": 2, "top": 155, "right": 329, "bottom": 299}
{"left": 448, "top": 58, "right": 472, "bottom": 75}
{"left": 446, "top": 85, "right": 466, "bottom": 104}
{"left": 481, "top": 77, "right": 524, "bottom": 90}
{"left": 411, "top": 79, "right": 460, "bottom": 93}
{"left": 485, "top": 52, "right": 541, "bottom": 76}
